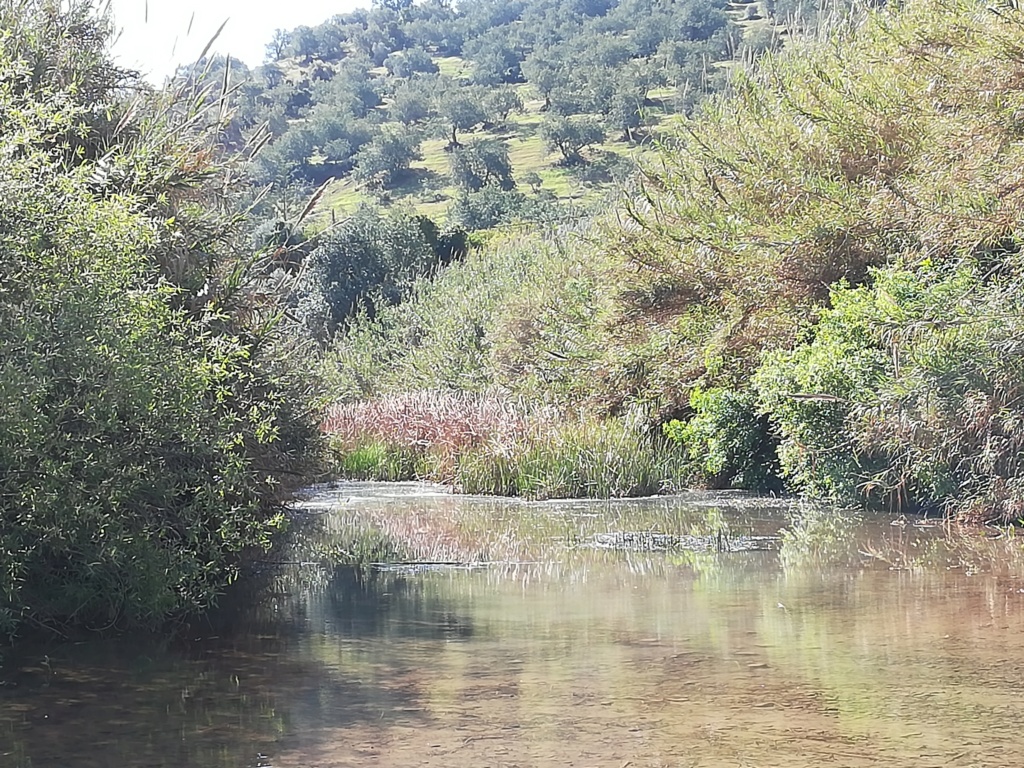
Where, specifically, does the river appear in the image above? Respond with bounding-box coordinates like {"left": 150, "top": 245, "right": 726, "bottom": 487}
{"left": 2, "top": 482, "right": 1024, "bottom": 767}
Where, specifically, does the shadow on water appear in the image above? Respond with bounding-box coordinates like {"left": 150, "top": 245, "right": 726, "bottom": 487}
{"left": 0, "top": 554, "right": 479, "bottom": 767}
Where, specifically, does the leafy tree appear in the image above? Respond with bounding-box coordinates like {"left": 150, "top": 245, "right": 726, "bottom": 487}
{"left": 483, "top": 85, "right": 524, "bottom": 123}
{"left": 448, "top": 184, "right": 529, "bottom": 230}
{"left": 266, "top": 28, "right": 290, "bottom": 60}
{"left": 311, "top": 60, "right": 383, "bottom": 117}
{"left": 608, "top": 85, "right": 644, "bottom": 140}
{"left": 521, "top": 52, "right": 564, "bottom": 110}
{"left": 250, "top": 104, "right": 373, "bottom": 185}
{"left": 352, "top": 124, "right": 423, "bottom": 189}
{"left": 352, "top": 16, "right": 408, "bottom": 65}
{"left": 259, "top": 62, "right": 286, "bottom": 90}
{"left": 297, "top": 207, "right": 450, "bottom": 335}
{"left": 390, "top": 78, "right": 434, "bottom": 123}
{"left": 436, "top": 83, "right": 488, "bottom": 146}
{"left": 540, "top": 115, "right": 605, "bottom": 164}
{"left": 466, "top": 36, "right": 524, "bottom": 85}
{"left": 460, "top": 0, "right": 528, "bottom": 36}
{"left": 251, "top": 125, "right": 319, "bottom": 184}
{"left": 403, "top": 16, "right": 465, "bottom": 55}
{"left": 448, "top": 138, "right": 515, "bottom": 192}
{"left": 311, "top": 22, "right": 347, "bottom": 61}
{"left": 584, "top": 33, "right": 633, "bottom": 68}
{"left": 288, "top": 25, "right": 320, "bottom": 61}
{"left": 0, "top": 0, "right": 322, "bottom": 639}
{"left": 384, "top": 47, "right": 440, "bottom": 77}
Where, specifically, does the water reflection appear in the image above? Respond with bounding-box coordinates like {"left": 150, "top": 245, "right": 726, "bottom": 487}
{"left": 3, "top": 483, "right": 1024, "bottom": 766}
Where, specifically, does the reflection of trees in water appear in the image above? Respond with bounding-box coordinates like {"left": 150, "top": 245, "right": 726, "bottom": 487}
{"left": 0, "top": 632, "right": 408, "bottom": 768}
{"left": 322, "top": 567, "right": 475, "bottom": 642}
{"left": 779, "top": 504, "right": 863, "bottom": 571}
{"left": 780, "top": 502, "right": 1024, "bottom": 577}
{"left": 0, "top": 567, "right": 481, "bottom": 768}
{"left": 9, "top": 485, "right": 1024, "bottom": 768}
{"left": 297, "top": 486, "right": 796, "bottom": 580}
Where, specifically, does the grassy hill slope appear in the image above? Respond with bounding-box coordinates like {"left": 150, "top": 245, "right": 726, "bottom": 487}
{"left": 317, "top": 67, "right": 682, "bottom": 220}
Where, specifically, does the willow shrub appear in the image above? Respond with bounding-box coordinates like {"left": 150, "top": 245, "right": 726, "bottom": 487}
{"left": 0, "top": 2, "right": 323, "bottom": 639}
{"left": 539, "top": 0, "right": 1024, "bottom": 417}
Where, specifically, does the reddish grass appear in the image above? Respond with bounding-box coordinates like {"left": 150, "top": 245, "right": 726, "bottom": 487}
{"left": 322, "top": 391, "right": 539, "bottom": 453}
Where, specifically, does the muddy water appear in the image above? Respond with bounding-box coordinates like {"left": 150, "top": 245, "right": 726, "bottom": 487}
{"left": 4, "top": 483, "right": 1024, "bottom": 767}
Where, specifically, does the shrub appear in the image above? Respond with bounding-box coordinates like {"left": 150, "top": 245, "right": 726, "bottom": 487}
{"left": 754, "top": 261, "right": 1024, "bottom": 521}
{"left": 296, "top": 206, "right": 460, "bottom": 337}
{"left": 0, "top": 1, "right": 323, "bottom": 639}
{"left": 448, "top": 184, "right": 529, "bottom": 230}
{"left": 663, "top": 387, "right": 782, "bottom": 492}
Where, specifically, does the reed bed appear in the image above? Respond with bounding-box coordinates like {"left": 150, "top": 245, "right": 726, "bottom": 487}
{"left": 324, "top": 391, "right": 684, "bottom": 499}
{"left": 323, "top": 390, "right": 532, "bottom": 452}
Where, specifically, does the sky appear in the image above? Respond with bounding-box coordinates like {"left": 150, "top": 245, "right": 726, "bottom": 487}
{"left": 107, "top": 0, "right": 364, "bottom": 83}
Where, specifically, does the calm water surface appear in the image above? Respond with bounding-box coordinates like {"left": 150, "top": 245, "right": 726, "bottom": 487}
{"left": 3, "top": 482, "right": 1024, "bottom": 767}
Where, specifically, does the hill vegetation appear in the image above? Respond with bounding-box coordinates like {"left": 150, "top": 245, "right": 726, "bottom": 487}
{"left": 194, "top": 0, "right": 828, "bottom": 344}
{"left": 194, "top": 0, "right": 800, "bottom": 231}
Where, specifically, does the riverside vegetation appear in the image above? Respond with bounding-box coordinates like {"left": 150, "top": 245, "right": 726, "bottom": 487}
{"left": 5, "top": 0, "right": 1024, "bottom": 647}
{"left": 0, "top": 3, "right": 323, "bottom": 642}
{"left": 325, "top": 0, "right": 1024, "bottom": 525}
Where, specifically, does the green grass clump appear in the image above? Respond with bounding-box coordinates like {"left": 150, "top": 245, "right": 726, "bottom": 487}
{"left": 457, "top": 418, "right": 679, "bottom": 499}
{"left": 333, "top": 440, "right": 422, "bottom": 481}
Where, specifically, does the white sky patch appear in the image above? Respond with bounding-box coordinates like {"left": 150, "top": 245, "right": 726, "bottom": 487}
{"left": 107, "top": 0, "right": 364, "bottom": 84}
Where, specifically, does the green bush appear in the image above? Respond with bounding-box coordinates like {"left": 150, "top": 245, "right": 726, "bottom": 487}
{"left": 297, "top": 206, "right": 464, "bottom": 338}
{"left": 663, "top": 387, "right": 782, "bottom": 492}
{"left": 0, "top": 1, "right": 323, "bottom": 639}
{"left": 754, "top": 261, "right": 1024, "bottom": 520}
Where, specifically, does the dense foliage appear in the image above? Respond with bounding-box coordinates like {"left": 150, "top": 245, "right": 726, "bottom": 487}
{"left": 0, "top": 2, "right": 322, "bottom": 640}
{"left": 296, "top": 206, "right": 468, "bottom": 338}
{"left": 329, "top": 0, "right": 1024, "bottom": 522}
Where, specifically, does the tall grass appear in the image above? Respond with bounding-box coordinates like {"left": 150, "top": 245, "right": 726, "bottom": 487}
{"left": 324, "top": 391, "right": 683, "bottom": 499}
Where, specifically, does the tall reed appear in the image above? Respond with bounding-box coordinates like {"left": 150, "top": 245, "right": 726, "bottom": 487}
{"left": 324, "top": 391, "right": 684, "bottom": 498}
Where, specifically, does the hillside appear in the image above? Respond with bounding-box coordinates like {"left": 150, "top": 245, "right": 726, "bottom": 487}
{"left": 186, "top": 0, "right": 802, "bottom": 231}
